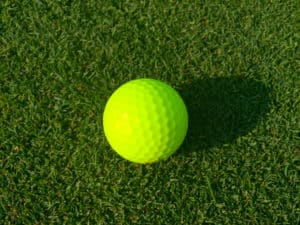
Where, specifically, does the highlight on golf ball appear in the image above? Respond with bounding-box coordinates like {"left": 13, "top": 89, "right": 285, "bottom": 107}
{"left": 103, "top": 78, "right": 188, "bottom": 164}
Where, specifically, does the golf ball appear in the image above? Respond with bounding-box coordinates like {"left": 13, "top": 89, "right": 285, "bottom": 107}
{"left": 103, "top": 78, "right": 188, "bottom": 164}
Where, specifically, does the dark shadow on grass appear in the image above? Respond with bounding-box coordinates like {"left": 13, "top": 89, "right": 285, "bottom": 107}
{"left": 178, "top": 77, "right": 271, "bottom": 153}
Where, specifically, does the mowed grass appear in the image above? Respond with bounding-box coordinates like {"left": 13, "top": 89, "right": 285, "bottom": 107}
{"left": 0, "top": 0, "right": 299, "bottom": 224}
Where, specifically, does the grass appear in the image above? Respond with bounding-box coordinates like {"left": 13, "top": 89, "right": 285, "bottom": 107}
{"left": 0, "top": 0, "right": 299, "bottom": 224}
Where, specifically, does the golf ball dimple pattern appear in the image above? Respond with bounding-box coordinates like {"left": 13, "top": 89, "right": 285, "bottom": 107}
{"left": 103, "top": 78, "right": 188, "bottom": 164}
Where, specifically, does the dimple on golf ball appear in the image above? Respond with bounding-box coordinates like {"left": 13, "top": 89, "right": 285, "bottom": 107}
{"left": 103, "top": 78, "right": 188, "bottom": 164}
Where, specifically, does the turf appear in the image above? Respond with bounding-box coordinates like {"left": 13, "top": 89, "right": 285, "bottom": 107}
{"left": 0, "top": 0, "right": 299, "bottom": 224}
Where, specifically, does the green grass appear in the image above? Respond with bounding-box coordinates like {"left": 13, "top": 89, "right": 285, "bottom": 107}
{"left": 0, "top": 0, "right": 299, "bottom": 224}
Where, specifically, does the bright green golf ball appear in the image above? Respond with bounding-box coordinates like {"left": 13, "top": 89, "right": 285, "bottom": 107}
{"left": 103, "top": 78, "right": 188, "bottom": 164}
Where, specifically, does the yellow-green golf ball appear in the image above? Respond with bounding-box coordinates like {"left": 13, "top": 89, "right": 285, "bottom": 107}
{"left": 103, "top": 78, "right": 188, "bottom": 164}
